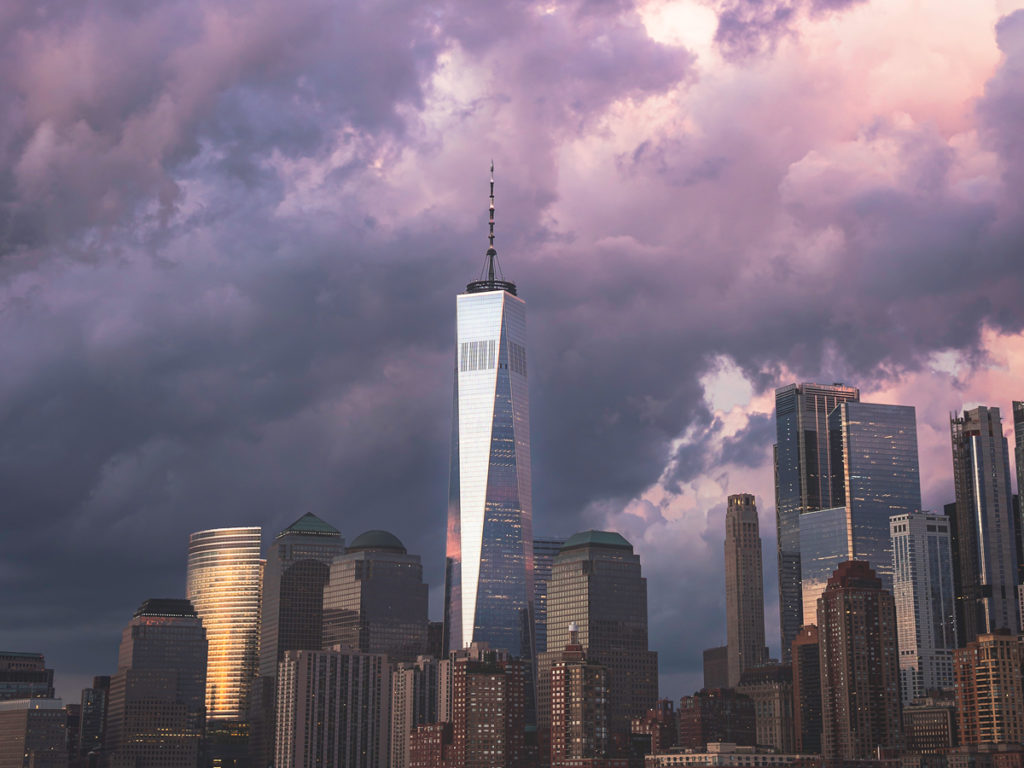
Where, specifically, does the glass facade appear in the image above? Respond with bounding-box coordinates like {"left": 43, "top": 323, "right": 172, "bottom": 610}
{"left": 799, "top": 506, "right": 848, "bottom": 627}
{"left": 774, "top": 383, "right": 860, "bottom": 660}
{"left": 322, "top": 533, "right": 429, "bottom": 663}
{"left": 443, "top": 287, "right": 534, "bottom": 660}
{"left": 890, "top": 511, "right": 957, "bottom": 704}
{"left": 533, "top": 537, "right": 564, "bottom": 655}
{"left": 830, "top": 401, "right": 922, "bottom": 588}
{"left": 950, "top": 406, "right": 1019, "bottom": 641}
{"left": 186, "top": 527, "right": 263, "bottom": 721}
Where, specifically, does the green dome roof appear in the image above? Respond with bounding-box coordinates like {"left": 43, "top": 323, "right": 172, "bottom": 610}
{"left": 278, "top": 512, "right": 341, "bottom": 539}
{"left": 560, "top": 530, "right": 632, "bottom": 552}
{"left": 348, "top": 530, "right": 406, "bottom": 553}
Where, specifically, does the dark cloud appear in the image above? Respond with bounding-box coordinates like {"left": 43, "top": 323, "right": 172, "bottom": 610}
{"left": 713, "top": 0, "right": 867, "bottom": 60}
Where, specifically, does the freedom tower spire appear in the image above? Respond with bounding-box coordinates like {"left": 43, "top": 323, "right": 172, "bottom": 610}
{"left": 443, "top": 165, "right": 534, "bottom": 663}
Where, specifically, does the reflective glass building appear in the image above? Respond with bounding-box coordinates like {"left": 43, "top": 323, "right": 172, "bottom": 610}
{"left": 799, "top": 506, "right": 848, "bottom": 627}
{"left": 950, "top": 406, "right": 1019, "bottom": 642}
{"left": 186, "top": 526, "right": 263, "bottom": 721}
{"left": 533, "top": 536, "right": 564, "bottom": 655}
{"left": 443, "top": 170, "right": 534, "bottom": 662}
{"left": 774, "top": 383, "right": 860, "bottom": 660}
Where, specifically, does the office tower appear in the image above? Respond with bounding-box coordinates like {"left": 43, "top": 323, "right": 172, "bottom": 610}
{"left": 260, "top": 513, "right": 344, "bottom": 677}
{"left": 902, "top": 692, "right": 956, "bottom": 753}
{"left": 800, "top": 402, "right": 923, "bottom": 624}
{"left": 736, "top": 664, "right": 794, "bottom": 753}
{"left": 950, "top": 406, "right": 1019, "bottom": 642}
{"left": 1014, "top": 402, "right": 1024, "bottom": 509}
{"left": 774, "top": 382, "right": 860, "bottom": 660}
{"left": 274, "top": 647, "right": 391, "bottom": 768}
{"left": 78, "top": 676, "right": 108, "bottom": 759}
{"left": 322, "top": 530, "right": 429, "bottom": 661}
{"left": 953, "top": 630, "right": 1024, "bottom": 746}
{"left": 539, "top": 531, "right": 658, "bottom": 743}
{"left": 251, "top": 513, "right": 344, "bottom": 768}
{"left": 534, "top": 537, "right": 565, "bottom": 655}
{"left": 64, "top": 703, "right": 80, "bottom": 760}
{"left": 186, "top": 526, "right": 263, "bottom": 721}
{"left": 631, "top": 700, "right": 676, "bottom": 756}
{"left": 104, "top": 599, "right": 207, "bottom": 768}
{"left": 677, "top": 689, "right": 756, "bottom": 749}
{"left": 724, "top": 494, "right": 767, "bottom": 687}
{"left": 817, "top": 561, "right": 900, "bottom": 760}
{"left": 702, "top": 646, "right": 728, "bottom": 690}
{"left": 391, "top": 656, "right": 441, "bottom": 768}
{"left": 0, "top": 698, "right": 67, "bottom": 768}
{"left": 890, "top": 511, "right": 958, "bottom": 704}
{"left": 443, "top": 167, "right": 534, "bottom": 663}
{"left": 791, "top": 625, "right": 821, "bottom": 755}
{"left": 0, "top": 652, "right": 55, "bottom": 700}
{"left": 549, "top": 623, "right": 611, "bottom": 766}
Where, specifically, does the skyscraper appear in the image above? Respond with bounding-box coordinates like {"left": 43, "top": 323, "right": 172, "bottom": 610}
{"left": 889, "top": 511, "right": 957, "bottom": 704}
{"left": 78, "top": 675, "right": 109, "bottom": 760}
{"left": 104, "top": 599, "right": 207, "bottom": 768}
{"left": 391, "top": 656, "right": 441, "bottom": 768}
{"left": 817, "top": 561, "right": 901, "bottom": 760}
{"left": 322, "top": 530, "right": 429, "bottom": 662}
{"left": 186, "top": 526, "right": 263, "bottom": 721}
{"left": 549, "top": 624, "right": 613, "bottom": 766}
{"left": 539, "top": 531, "right": 658, "bottom": 745}
{"left": 736, "top": 664, "right": 794, "bottom": 753}
{"left": 253, "top": 513, "right": 344, "bottom": 767}
{"left": 791, "top": 625, "right": 821, "bottom": 755}
{"left": 274, "top": 647, "right": 391, "bottom": 768}
{"left": 949, "top": 406, "right": 1019, "bottom": 642}
{"left": 799, "top": 402, "right": 922, "bottom": 623}
{"left": 724, "top": 493, "right": 767, "bottom": 687}
{"left": 774, "top": 382, "right": 860, "bottom": 660}
{"left": 443, "top": 166, "right": 534, "bottom": 663}
{"left": 533, "top": 537, "right": 565, "bottom": 656}
{"left": 1014, "top": 402, "right": 1024, "bottom": 507}
{"left": 953, "top": 631, "right": 1024, "bottom": 746}
{"left": 0, "top": 699, "right": 67, "bottom": 768}
{"left": 0, "top": 652, "right": 54, "bottom": 701}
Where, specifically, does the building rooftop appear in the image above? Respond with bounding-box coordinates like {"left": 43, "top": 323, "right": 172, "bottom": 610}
{"left": 560, "top": 530, "right": 633, "bottom": 552}
{"left": 134, "top": 599, "right": 198, "bottom": 619}
{"left": 277, "top": 512, "right": 341, "bottom": 539}
{"left": 347, "top": 530, "right": 406, "bottom": 554}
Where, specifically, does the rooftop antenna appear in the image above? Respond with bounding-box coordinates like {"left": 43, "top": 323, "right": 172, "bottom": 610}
{"left": 487, "top": 160, "right": 496, "bottom": 283}
{"left": 466, "top": 161, "right": 517, "bottom": 295}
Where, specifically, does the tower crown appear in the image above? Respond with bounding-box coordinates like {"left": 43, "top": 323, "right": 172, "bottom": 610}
{"left": 466, "top": 161, "right": 517, "bottom": 295}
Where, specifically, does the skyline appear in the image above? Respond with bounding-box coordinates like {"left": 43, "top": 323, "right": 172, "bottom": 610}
{"left": 1, "top": 0, "right": 1024, "bottom": 712}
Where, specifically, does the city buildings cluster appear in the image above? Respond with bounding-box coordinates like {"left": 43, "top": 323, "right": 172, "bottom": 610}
{"left": 4, "top": 175, "right": 1024, "bottom": 768}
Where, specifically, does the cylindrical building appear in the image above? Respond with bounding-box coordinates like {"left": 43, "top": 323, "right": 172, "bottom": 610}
{"left": 187, "top": 526, "right": 263, "bottom": 721}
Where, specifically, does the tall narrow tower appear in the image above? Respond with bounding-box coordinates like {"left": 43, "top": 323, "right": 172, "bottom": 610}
{"left": 443, "top": 165, "right": 534, "bottom": 663}
{"left": 724, "top": 493, "right": 767, "bottom": 687}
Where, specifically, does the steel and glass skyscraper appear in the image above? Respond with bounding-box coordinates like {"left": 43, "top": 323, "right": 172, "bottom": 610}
{"left": 186, "top": 526, "right": 264, "bottom": 721}
{"left": 774, "top": 382, "right": 860, "bottom": 660}
{"left": 443, "top": 166, "right": 534, "bottom": 662}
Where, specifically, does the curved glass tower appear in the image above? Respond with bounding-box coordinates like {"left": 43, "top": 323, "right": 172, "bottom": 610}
{"left": 443, "top": 166, "right": 534, "bottom": 661}
{"left": 186, "top": 526, "right": 264, "bottom": 721}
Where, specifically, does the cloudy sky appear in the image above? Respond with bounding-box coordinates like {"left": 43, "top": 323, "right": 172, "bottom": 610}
{"left": 2, "top": 0, "right": 1024, "bottom": 702}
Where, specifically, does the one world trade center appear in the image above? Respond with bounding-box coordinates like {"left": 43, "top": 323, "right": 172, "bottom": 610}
{"left": 443, "top": 165, "right": 534, "bottom": 664}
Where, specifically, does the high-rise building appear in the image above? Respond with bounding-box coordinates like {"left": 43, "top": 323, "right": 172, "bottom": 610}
{"left": 799, "top": 402, "right": 922, "bottom": 624}
{"left": 0, "top": 652, "right": 55, "bottom": 700}
{"left": 631, "top": 700, "right": 677, "bottom": 757}
{"left": 260, "top": 513, "right": 344, "bottom": 677}
{"left": 1014, "top": 401, "right": 1024, "bottom": 510}
{"left": 443, "top": 167, "right": 534, "bottom": 664}
{"left": 252, "top": 513, "right": 344, "bottom": 768}
{"left": 953, "top": 630, "right": 1024, "bottom": 746}
{"left": 736, "top": 664, "right": 794, "bottom": 754}
{"left": 774, "top": 382, "right": 860, "bottom": 660}
{"left": 186, "top": 526, "right": 263, "bottom": 721}
{"left": 702, "top": 646, "right": 728, "bottom": 690}
{"left": 322, "top": 530, "right": 429, "bottom": 662}
{"left": 817, "top": 561, "right": 900, "bottom": 760}
{"left": 677, "top": 689, "right": 756, "bottom": 749}
{"left": 104, "top": 599, "right": 208, "bottom": 768}
{"left": 549, "top": 623, "right": 614, "bottom": 766}
{"left": 0, "top": 698, "right": 67, "bottom": 768}
{"left": 950, "top": 406, "right": 1019, "bottom": 642}
{"left": 790, "top": 625, "right": 821, "bottom": 755}
{"left": 391, "top": 656, "right": 441, "bottom": 768}
{"left": 534, "top": 537, "right": 565, "bottom": 656}
{"left": 77, "top": 676, "right": 109, "bottom": 760}
{"left": 724, "top": 494, "right": 767, "bottom": 687}
{"left": 539, "top": 531, "right": 658, "bottom": 744}
{"left": 889, "top": 511, "right": 958, "bottom": 704}
{"left": 274, "top": 647, "right": 391, "bottom": 768}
